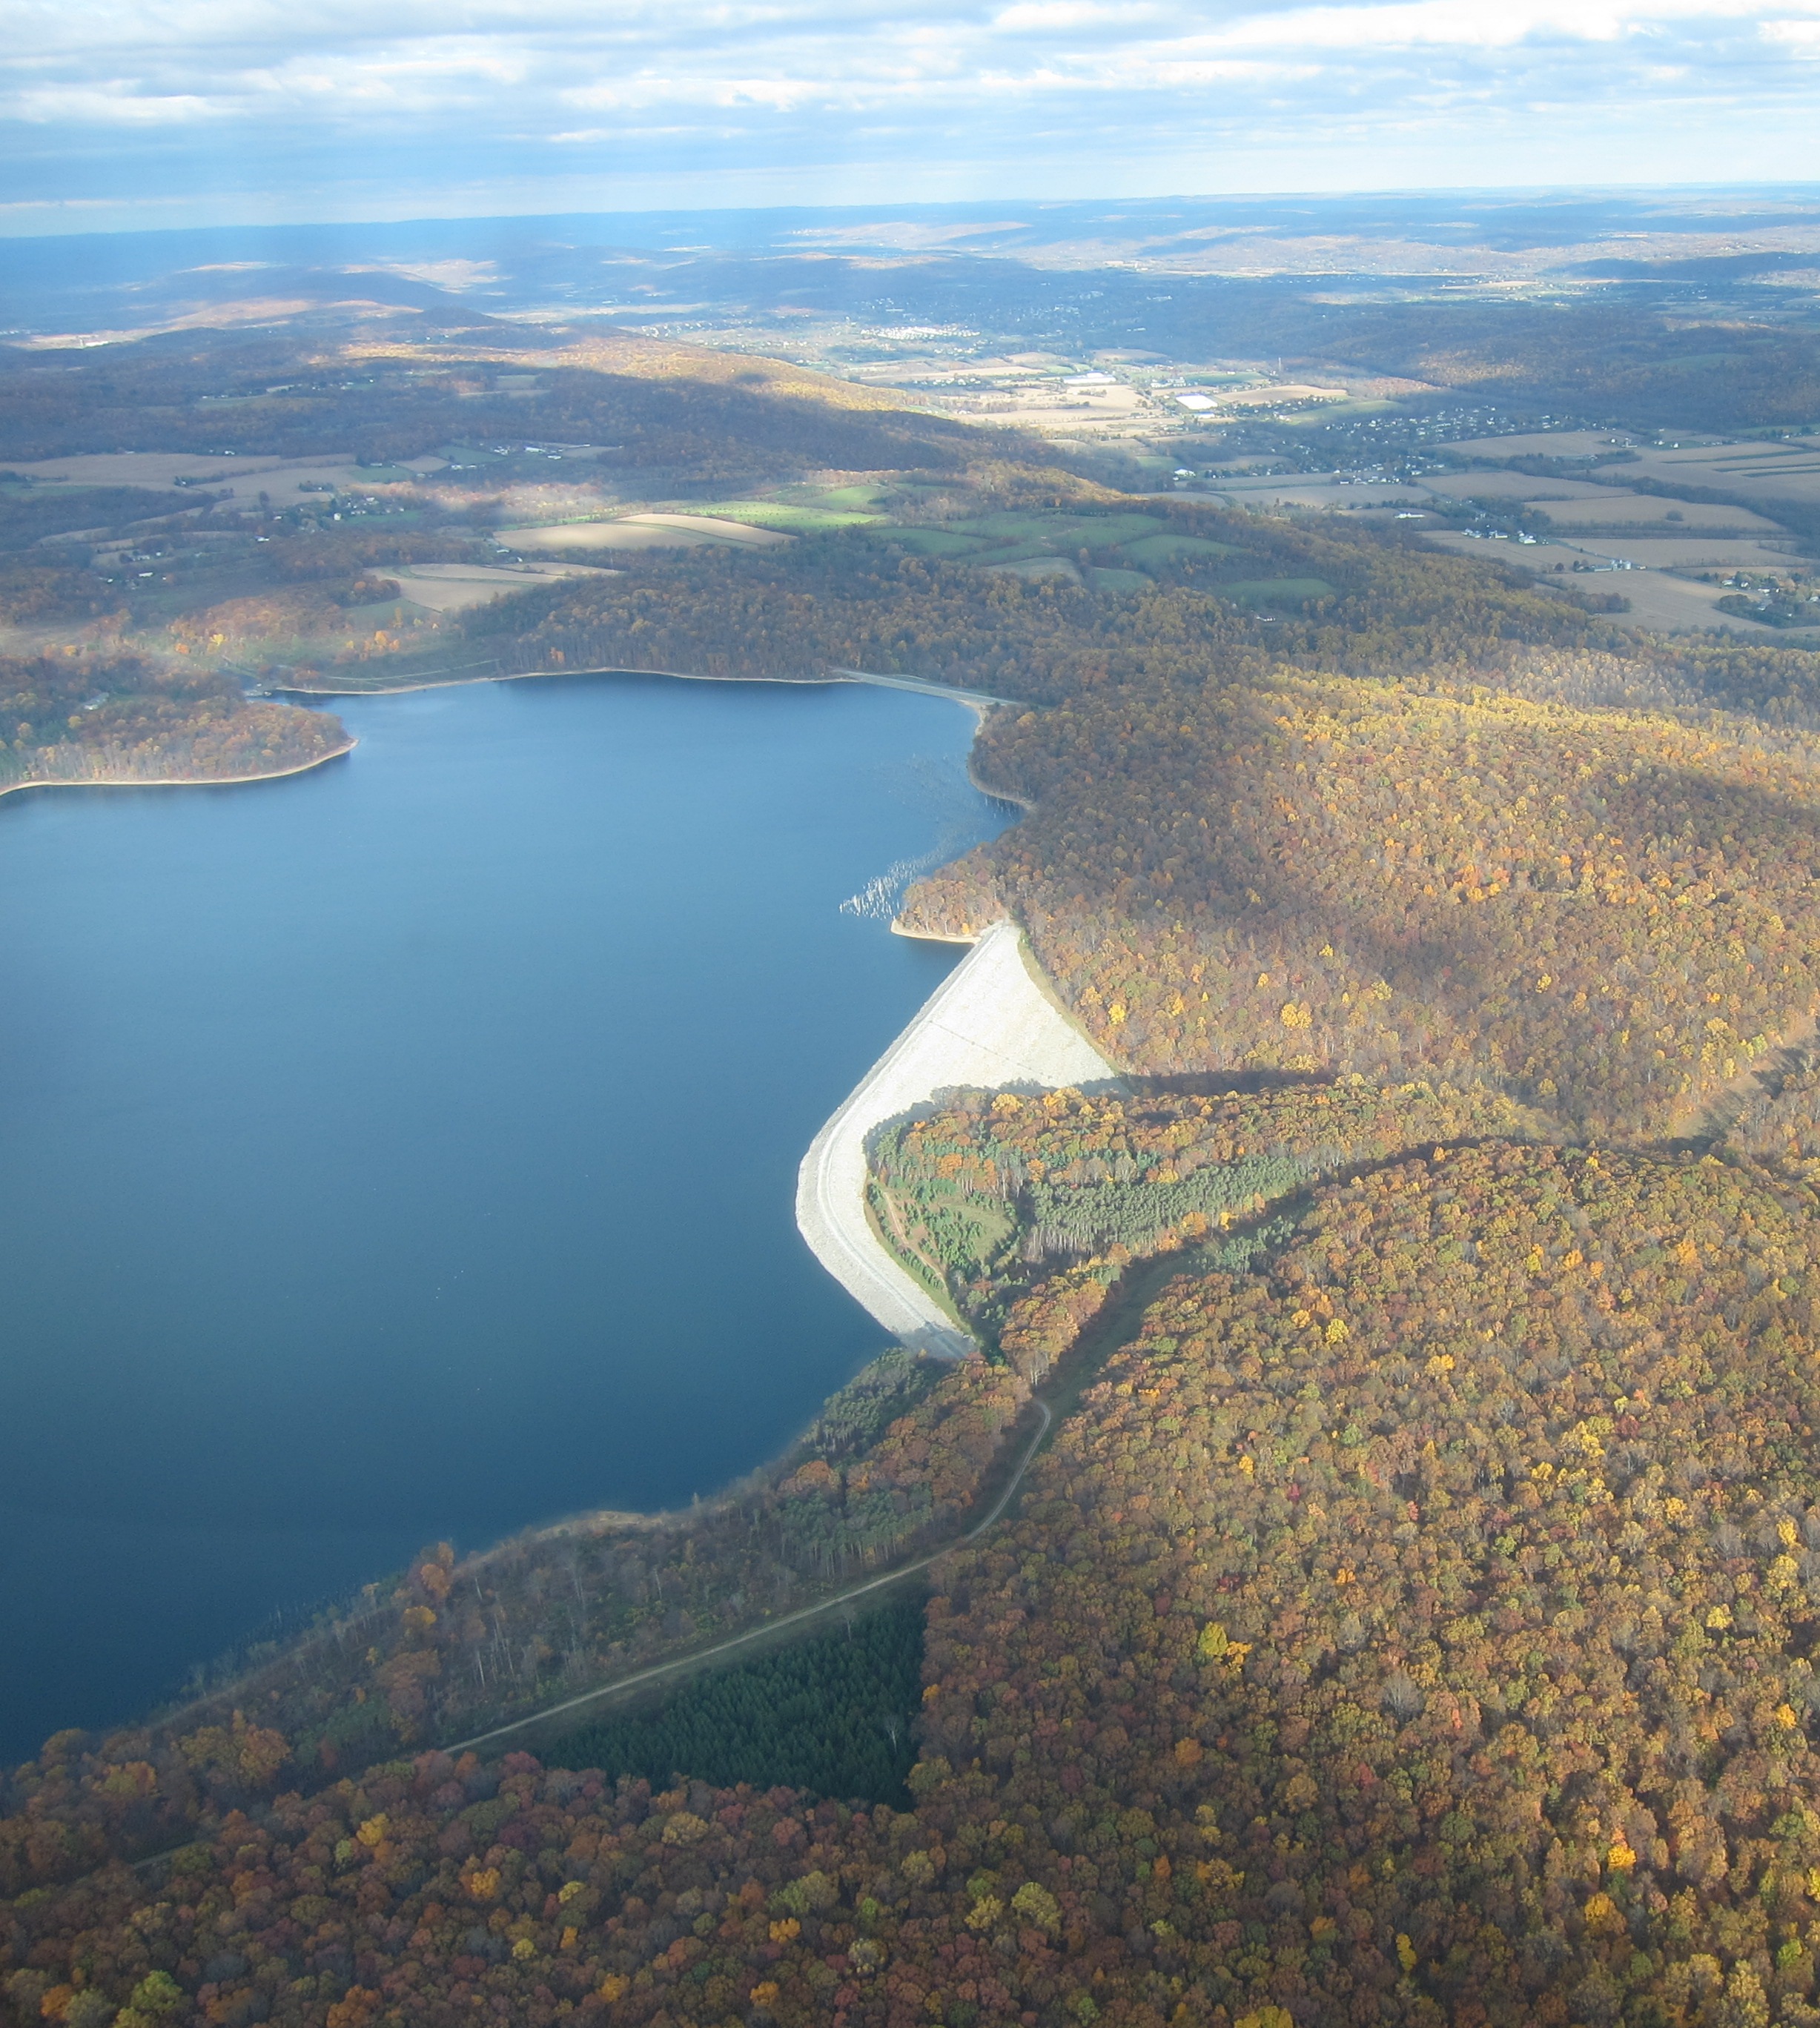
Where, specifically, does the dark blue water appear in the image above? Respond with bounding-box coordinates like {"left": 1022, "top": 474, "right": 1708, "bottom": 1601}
{"left": 0, "top": 673, "right": 1009, "bottom": 1762}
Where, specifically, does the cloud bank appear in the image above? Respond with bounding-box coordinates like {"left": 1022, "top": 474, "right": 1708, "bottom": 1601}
{"left": 4, "top": 0, "right": 1820, "bottom": 232}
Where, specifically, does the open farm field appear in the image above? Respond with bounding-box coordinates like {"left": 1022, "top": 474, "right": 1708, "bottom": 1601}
{"left": 623, "top": 512, "right": 793, "bottom": 546}
{"left": 1213, "top": 471, "right": 1432, "bottom": 510}
{"left": 1201, "top": 379, "right": 1351, "bottom": 408}
{"left": 386, "top": 561, "right": 613, "bottom": 613}
{"left": 860, "top": 525, "right": 982, "bottom": 557}
{"left": 1422, "top": 530, "right": 1801, "bottom": 632}
{"left": 7, "top": 450, "right": 371, "bottom": 508}
{"left": 941, "top": 380, "right": 1151, "bottom": 431}
{"left": 1423, "top": 533, "right": 1586, "bottom": 569}
{"left": 1119, "top": 530, "right": 1244, "bottom": 563}
{"left": 1455, "top": 432, "right": 1820, "bottom": 521}
{"left": 853, "top": 504, "right": 1254, "bottom": 586}
{"left": 1449, "top": 428, "right": 1638, "bottom": 458}
{"left": 1631, "top": 443, "right": 1820, "bottom": 500}
{"left": 681, "top": 500, "right": 884, "bottom": 531}
{"left": 1532, "top": 490, "right": 1787, "bottom": 531}
{"left": 497, "top": 514, "right": 792, "bottom": 553}
{"left": 1562, "top": 566, "right": 1805, "bottom": 633}
{"left": 483, "top": 521, "right": 686, "bottom": 551}
{"left": 981, "top": 554, "right": 1079, "bottom": 580}
{"left": 790, "top": 483, "right": 892, "bottom": 510}
{"left": 7, "top": 451, "right": 313, "bottom": 486}
{"left": 1423, "top": 471, "right": 1618, "bottom": 502}
{"left": 951, "top": 508, "right": 1171, "bottom": 543}
{"left": 1582, "top": 536, "right": 1803, "bottom": 569}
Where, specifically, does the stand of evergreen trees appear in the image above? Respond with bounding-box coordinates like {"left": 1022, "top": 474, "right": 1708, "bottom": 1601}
{"left": 546, "top": 1594, "right": 924, "bottom": 1807}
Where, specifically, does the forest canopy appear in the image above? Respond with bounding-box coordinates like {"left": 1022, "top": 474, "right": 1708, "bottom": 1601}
{"left": 19, "top": 308, "right": 1820, "bottom": 2028}
{"left": 901, "top": 673, "right": 1820, "bottom": 1139}
{"left": 13, "top": 1142, "right": 1820, "bottom": 2027}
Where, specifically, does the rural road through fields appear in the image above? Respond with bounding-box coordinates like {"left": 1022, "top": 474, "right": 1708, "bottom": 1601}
{"left": 444, "top": 1398, "right": 1054, "bottom": 1755}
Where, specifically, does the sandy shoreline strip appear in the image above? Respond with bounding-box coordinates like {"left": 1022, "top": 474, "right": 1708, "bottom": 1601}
{"left": 795, "top": 920, "right": 1119, "bottom": 1357}
{"left": 0, "top": 740, "right": 354, "bottom": 803}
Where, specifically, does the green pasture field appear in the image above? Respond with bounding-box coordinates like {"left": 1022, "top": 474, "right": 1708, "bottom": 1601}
{"left": 0, "top": 478, "right": 111, "bottom": 497}
{"left": 949, "top": 510, "right": 1171, "bottom": 546}
{"left": 866, "top": 527, "right": 988, "bottom": 557}
{"left": 689, "top": 501, "right": 884, "bottom": 531}
{"left": 853, "top": 511, "right": 1259, "bottom": 588}
{"left": 967, "top": 540, "right": 1059, "bottom": 564}
{"left": 784, "top": 482, "right": 893, "bottom": 510}
{"left": 1119, "top": 532, "right": 1243, "bottom": 565}
{"left": 339, "top": 597, "right": 426, "bottom": 629}
{"left": 983, "top": 556, "right": 1078, "bottom": 580}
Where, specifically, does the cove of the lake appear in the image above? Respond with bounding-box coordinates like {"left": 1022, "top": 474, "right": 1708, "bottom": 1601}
{"left": 0, "top": 673, "right": 1013, "bottom": 1762}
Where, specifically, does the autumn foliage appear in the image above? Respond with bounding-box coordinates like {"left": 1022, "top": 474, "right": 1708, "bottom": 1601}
{"left": 22, "top": 331, "right": 1820, "bottom": 2028}
{"left": 0, "top": 1354, "right": 1031, "bottom": 1903}
{"left": 870, "top": 1077, "right": 1539, "bottom": 1371}
{"left": 15, "top": 1145, "right": 1820, "bottom": 2024}
{"left": 0, "top": 653, "right": 351, "bottom": 792}
{"left": 903, "top": 674, "right": 1820, "bottom": 1137}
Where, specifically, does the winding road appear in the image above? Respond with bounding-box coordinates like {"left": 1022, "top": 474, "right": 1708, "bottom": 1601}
{"left": 444, "top": 1397, "right": 1053, "bottom": 1756}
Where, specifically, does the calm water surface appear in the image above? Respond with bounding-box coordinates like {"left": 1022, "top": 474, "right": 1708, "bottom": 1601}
{"left": 0, "top": 673, "right": 1010, "bottom": 1760}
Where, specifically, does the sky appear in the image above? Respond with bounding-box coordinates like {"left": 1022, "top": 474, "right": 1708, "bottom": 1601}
{"left": 5, "top": 0, "right": 1820, "bottom": 236}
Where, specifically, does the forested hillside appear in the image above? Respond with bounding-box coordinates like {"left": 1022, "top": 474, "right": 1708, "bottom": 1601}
{"left": 900, "top": 674, "right": 1820, "bottom": 1139}
{"left": 444, "top": 466, "right": 1820, "bottom": 1138}
{"left": 13, "top": 1141, "right": 1820, "bottom": 2027}
{"left": 870, "top": 1078, "right": 1541, "bottom": 1368}
{"left": 0, "top": 328, "right": 992, "bottom": 477}
{"left": 0, "top": 1353, "right": 1030, "bottom": 1899}
{"left": 460, "top": 489, "right": 1621, "bottom": 700}
{"left": 0, "top": 653, "right": 349, "bottom": 793}
{"left": 1284, "top": 299, "right": 1820, "bottom": 434}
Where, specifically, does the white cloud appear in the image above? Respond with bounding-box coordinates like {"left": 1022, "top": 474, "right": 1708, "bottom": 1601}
{"left": 12, "top": 83, "right": 223, "bottom": 124}
{"left": 4, "top": 0, "right": 1820, "bottom": 216}
{"left": 1761, "top": 13, "right": 1820, "bottom": 43}
{"left": 993, "top": 2, "right": 1171, "bottom": 29}
{"left": 1174, "top": 0, "right": 1820, "bottom": 53}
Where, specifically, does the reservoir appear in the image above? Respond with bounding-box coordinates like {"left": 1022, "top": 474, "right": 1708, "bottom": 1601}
{"left": 0, "top": 673, "right": 1011, "bottom": 1763}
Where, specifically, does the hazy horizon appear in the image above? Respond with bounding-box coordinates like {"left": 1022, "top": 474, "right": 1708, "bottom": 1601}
{"left": 7, "top": 0, "right": 1820, "bottom": 237}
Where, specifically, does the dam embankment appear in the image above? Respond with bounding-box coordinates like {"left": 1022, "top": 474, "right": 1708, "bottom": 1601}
{"left": 795, "top": 921, "right": 1119, "bottom": 1356}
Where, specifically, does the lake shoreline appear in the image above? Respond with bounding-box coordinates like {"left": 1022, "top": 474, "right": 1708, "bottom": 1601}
{"left": 0, "top": 661, "right": 999, "bottom": 809}
{"left": 0, "top": 671, "right": 1012, "bottom": 1760}
{"left": 0, "top": 736, "right": 357, "bottom": 803}
{"left": 271, "top": 662, "right": 835, "bottom": 699}
{"left": 270, "top": 660, "right": 1007, "bottom": 719}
